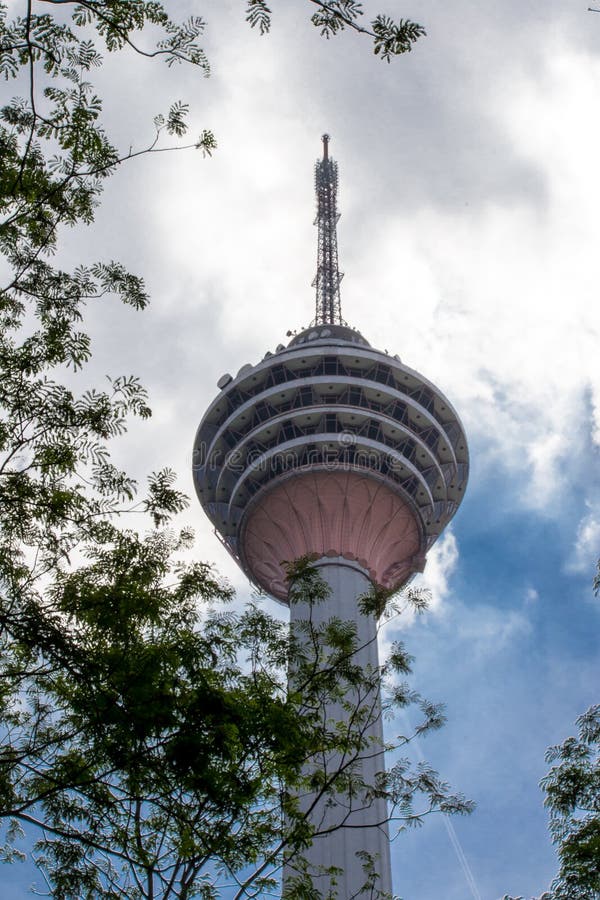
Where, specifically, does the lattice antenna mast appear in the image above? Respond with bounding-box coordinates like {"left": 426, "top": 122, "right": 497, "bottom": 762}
{"left": 312, "top": 134, "right": 345, "bottom": 325}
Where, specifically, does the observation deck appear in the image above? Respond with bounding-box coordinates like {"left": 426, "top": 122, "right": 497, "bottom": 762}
{"left": 193, "top": 323, "right": 468, "bottom": 601}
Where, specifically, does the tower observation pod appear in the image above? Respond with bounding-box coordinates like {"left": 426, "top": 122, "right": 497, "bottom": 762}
{"left": 193, "top": 136, "right": 469, "bottom": 897}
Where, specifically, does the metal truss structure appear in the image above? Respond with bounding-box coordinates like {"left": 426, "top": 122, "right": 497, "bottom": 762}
{"left": 312, "top": 134, "right": 345, "bottom": 326}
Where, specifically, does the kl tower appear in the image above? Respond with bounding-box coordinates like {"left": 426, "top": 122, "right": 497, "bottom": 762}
{"left": 193, "top": 135, "right": 469, "bottom": 897}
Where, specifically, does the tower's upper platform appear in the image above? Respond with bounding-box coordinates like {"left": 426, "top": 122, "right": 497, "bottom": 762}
{"left": 193, "top": 330, "right": 468, "bottom": 601}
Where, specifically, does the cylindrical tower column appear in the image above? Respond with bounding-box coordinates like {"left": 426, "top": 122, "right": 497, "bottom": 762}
{"left": 285, "top": 557, "right": 392, "bottom": 897}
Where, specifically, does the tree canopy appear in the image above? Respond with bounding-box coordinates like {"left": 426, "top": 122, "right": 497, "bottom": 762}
{"left": 539, "top": 704, "right": 600, "bottom": 899}
{"left": 501, "top": 701, "right": 600, "bottom": 900}
{"left": 1, "top": 553, "right": 473, "bottom": 898}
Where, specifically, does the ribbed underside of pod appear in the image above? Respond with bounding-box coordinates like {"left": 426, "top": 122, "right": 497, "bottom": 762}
{"left": 240, "top": 470, "right": 423, "bottom": 600}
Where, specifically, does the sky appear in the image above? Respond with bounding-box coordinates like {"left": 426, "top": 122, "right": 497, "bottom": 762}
{"left": 4, "top": 0, "right": 600, "bottom": 898}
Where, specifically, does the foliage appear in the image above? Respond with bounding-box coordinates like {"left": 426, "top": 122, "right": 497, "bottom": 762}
{"left": 0, "top": 1, "right": 215, "bottom": 641}
{"left": 245, "top": 0, "right": 425, "bottom": 58}
{"left": 500, "top": 894, "right": 552, "bottom": 900}
{"left": 0, "top": 556, "right": 472, "bottom": 898}
{"left": 0, "top": 529, "right": 304, "bottom": 898}
{"left": 501, "top": 700, "right": 600, "bottom": 900}
{"left": 537, "top": 704, "right": 600, "bottom": 899}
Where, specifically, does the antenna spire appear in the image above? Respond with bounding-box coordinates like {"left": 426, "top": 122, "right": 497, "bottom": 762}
{"left": 312, "top": 134, "right": 344, "bottom": 325}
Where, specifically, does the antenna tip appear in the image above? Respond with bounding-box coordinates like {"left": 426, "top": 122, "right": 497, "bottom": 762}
{"left": 322, "top": 133, "right": 330, "bottom": 159}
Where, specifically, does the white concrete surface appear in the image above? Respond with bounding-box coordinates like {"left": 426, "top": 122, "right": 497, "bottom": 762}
{"left": 284, "top": 557, "right": 392, "bottom": 899}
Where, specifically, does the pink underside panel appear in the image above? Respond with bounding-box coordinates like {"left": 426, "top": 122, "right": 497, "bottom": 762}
{"left": 241, "top": 471, "right": 423, "bottom": 600}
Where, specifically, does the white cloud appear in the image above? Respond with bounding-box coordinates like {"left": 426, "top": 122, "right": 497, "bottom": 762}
{"left": 454, "top": 604, "right": 532, "bottom": 657}
{"left": 524, "top": 587, "right": 539, "bottom": 606}
{"left": 415, "top": 529, "right": 460, "bottom": 614}
{"left": 343, "top": 47, "right": 600, "bottom": 516}
{"left": 379, "top": 530, "right": 461, "bottom": 657}
{"left": 565, "top": 511, "right": 600, "bottom": 574}
{"left": 393, "top": 536, "right": 536, "bottom": 659}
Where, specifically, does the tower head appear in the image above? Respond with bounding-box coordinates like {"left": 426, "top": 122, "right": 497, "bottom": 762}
{"left": 193, "top": 139, "right": 468, "bottom": 601}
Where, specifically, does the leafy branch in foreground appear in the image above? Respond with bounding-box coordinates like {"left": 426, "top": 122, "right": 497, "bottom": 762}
{"left": 245, "top": 1, "right": 426, "bottom": 59}
{"left": 538, "top": 704, "right": 600, "bottom": 899}
{"left": 1, "top": 1, "right": 216, "bottom": 287}
{"left": 0, "top": 2, "right": 216, "bottom": 725}
{"left": 501, "top": 894, "right": 553, "bottom": 899}
{"left": 1, "top": 557, "right": 472, "bottom": 898}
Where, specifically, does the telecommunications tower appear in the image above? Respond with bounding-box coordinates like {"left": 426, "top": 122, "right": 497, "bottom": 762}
{"left": 193, "top": 135, "right": 469, "bottom": 896}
